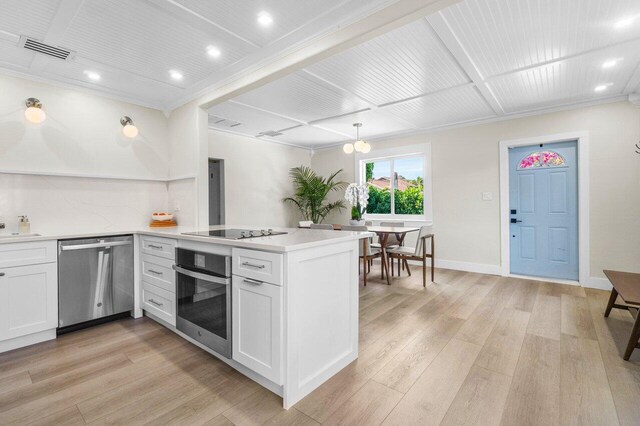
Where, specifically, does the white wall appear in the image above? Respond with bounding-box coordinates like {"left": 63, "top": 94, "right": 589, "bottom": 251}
{"left": 0, "top": 174, "right": 167, "bottom": 234}
{"left": 311, "top": 101, "right": 640, "bottom": 280}
{"left": 167, "top": 178, "right": 197, "bottom": 228}
{"left": 0, "top": 73, "right": 172, "bottom": 234}
{"left": 0, "top": 73, "right": 169, "bottom": 180}
{"left": 208, "top": 131, "right": 312, "bottom": 228}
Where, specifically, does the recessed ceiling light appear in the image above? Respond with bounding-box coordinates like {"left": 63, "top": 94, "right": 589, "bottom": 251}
{"left": 207, "top": 46, "right": 221, "bottom": 58}
{"left": 602, "top": 58, "right": 623, "bottom": 68}
{"left": 594, "top": 83, "right": 613, "bottom": 92}
{"left": 169, "top": 70, "right": 183, "bottom": 81}
{"left": 83, "top": 70, "right": 100, "bottom": 81}
{"left": 615, "top": 15, "right": 637, "bottom": 29}
{"left": 257, "top": 11, "right": 273, "bottom": 27}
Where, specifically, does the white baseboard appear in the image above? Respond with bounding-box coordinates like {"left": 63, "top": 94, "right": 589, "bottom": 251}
{"left": 401, "top": 258, "right": 612, "bottom": 291}
{"left": 0, "top": 329, "right": 56, "bottom": 353}
{"left": 402, "top": 258, "right": 501, "bottom": 275}
{"left": 582, "top": 276, "right": 613, "bottom": 291}
{"left": 435, "top": 259, "right": 502, "bottom": 275}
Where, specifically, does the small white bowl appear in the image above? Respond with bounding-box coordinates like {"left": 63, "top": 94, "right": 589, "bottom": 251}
{"left": 152, "top": 213, "right": 174, "bottom": 222}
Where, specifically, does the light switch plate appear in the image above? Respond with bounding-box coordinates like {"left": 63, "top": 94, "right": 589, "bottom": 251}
{"left": 482, "top": 192, "right": 493, "bottom": 201}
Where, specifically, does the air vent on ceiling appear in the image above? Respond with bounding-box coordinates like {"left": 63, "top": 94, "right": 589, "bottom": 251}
{"left": 18, "top": 36, "right": 75, "bottom": 61}
{"left": 210, "top": 115, "right": 242, "bottom": 128}
{"left": 258, "top": 130, "right": 283, "bottom": 137}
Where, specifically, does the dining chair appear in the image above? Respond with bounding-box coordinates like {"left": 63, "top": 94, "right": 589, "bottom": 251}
{"left": 310, "top": 223, "right": 334, "bottom": 230}
{"left": 342, "top": 225, "right": 381, "bottom": 286}
{"left": 386, "top": 225, "right": 434, "bottom": 287}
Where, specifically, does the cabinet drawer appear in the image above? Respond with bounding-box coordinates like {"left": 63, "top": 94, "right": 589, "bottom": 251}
{"left": 0, "top": 241, "right": 57, "bottom": 268}
{"left": 141, "top": 254, "right": 175, "bottom": 293}
{"left": 232, "top": 248, "right": 283, "bottom": 286}
{"left": 140, "top": 236, "right": 176, "bottom": 260}
{"left": 142, "top": 282, "right": 175, "bottom": 326}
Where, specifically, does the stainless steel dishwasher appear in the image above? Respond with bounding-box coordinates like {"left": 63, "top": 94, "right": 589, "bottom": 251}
{"left": 58, "top": 235, "right": 134, "bottom": 331}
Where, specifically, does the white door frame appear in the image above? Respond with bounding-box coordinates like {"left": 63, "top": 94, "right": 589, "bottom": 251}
{"left": 499, "top": 131, "right": 590, "bottom": 286}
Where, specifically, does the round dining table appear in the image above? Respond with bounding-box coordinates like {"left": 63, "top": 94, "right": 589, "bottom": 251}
{"left": 366, "top": 226, "right": 420, "bottom": 285}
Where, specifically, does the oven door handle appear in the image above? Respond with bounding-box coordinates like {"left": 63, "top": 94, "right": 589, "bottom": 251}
{"left": 172, "top": 265, "right": 231, "bottom": 286}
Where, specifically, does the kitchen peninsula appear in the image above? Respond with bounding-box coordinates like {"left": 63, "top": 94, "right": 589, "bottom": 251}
{"left": 0, "top": 226, "right": 370, "bottom": 409}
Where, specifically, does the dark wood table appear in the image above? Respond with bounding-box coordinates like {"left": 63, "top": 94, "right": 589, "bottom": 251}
{"left": 604, "top": 270, "right": 640, "bottom": 360}
{"left": 367, "top": 226, "right": 420, "bottom": 285}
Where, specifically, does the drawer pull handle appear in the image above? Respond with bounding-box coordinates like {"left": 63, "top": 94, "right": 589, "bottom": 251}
{"left": 0, "top": 272, "right": 4, "bottom": 277}
{"left": 148, "top": 299, "right": 163, "bottom": 307}
{"left": 147, "top": 269, "right": 163, "bottom": 276}
{"left": 148, "top": 244, "right": 163, "bottom": 250}
{"left": 242, "top": 262, "right": 265, "bottom": 269}
{"left": 243, "top": 278, "right": 263, "bottom": 285}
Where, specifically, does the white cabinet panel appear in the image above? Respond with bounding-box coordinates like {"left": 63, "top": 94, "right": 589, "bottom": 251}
{"left": 232, "top": 275, "right": 282, "bottom": 384}
{"left": 140, "top": 236, "right": 176, "bottom": 260}
{"left": 232, "top": 248, "right": 283, "bottom": 286}
{"left": 142, "top": 281, "right": 175, "bottom": 326}
{"left": 0, "top": 262, "right": 58, "bottom": 341}
{"left": 141, "top": 254, "right": 175, "bottom": 293}
{"left": 0, "top": 240, "right": 57, "bottom": 268}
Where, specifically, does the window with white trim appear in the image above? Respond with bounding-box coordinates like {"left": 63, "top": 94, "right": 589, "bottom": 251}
{"left": 356, "top": 143, "right": 432, "bottom": 222}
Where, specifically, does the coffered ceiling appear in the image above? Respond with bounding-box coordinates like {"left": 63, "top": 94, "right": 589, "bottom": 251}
{"left": 208, "top": 0, "right": 640, "bottom": 149}
{"left": 0, "top": 0, "right": 393, "bottom": 109}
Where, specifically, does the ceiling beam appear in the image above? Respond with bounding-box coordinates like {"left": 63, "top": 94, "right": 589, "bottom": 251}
{"left": 144, "top": 0, "right": 260, "bottom": 49}
{"left": 191, "top": 0, "right": 464, "bottom": 111}
{"left": 29, "top": 0, "right": 85, "bottom": 72}
{"left": 427, "top": 12, "right": 504, "bottom": 115}
{"left": 624, "top": 62, "right": 640, "bottom": 95}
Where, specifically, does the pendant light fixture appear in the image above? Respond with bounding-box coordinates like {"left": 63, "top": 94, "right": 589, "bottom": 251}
{"left": 24, "top": 98, "right": 46, "bottom": 123}
{"left": 343, "top": 123, "right": 371, "bottom": 154}
{"left": 120, "top": 116, "right": 139, "bottom": 138}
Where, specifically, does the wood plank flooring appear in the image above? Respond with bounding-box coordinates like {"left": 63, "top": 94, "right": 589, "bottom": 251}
{"left": 1, "top": 267, "right": 639, "bottom": 425}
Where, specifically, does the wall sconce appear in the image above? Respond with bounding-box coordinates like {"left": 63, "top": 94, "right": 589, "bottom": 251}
{"left": 120, "top": 116, "right": 139, "bottom": 138}
{"left": 24, "top": 98, "right": 46, "bottom": 124}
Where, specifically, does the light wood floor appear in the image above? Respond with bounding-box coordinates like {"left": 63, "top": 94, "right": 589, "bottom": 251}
{"left": 1, "top": 267, "right": 639, "bottom": 425}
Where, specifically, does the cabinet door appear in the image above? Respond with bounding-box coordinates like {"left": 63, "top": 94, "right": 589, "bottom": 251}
{"left": 232, "top": 275, "right": 282, "bottom": 384}
{"left": 0, "top": 263, "right": 58, "bottom": 341}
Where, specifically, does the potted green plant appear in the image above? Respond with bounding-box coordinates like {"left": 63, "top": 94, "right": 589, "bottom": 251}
{"left": 283, "top": 166, "right": 347, "bottom": 225}
{"left": 345, "top": 183, "right": 369, "bottom": 225}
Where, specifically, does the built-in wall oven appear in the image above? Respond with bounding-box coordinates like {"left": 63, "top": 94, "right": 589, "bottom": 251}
{"left": 173, "top": 248, "right": 232, "bottom": 358}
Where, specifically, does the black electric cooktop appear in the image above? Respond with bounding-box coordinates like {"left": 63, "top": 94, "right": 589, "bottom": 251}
{"left": 182, "top": 228, "right": 287, "bottom": 240}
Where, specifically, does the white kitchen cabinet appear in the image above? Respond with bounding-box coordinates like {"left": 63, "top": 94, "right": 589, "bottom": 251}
{"left": 232, "top": 275, "right": 282, "bottom": 385}
{"left": 0, "top": 262, "right": 58, "bottom": 346}
{"left": 140, "top": 237, "right": 177, "bottom": 326}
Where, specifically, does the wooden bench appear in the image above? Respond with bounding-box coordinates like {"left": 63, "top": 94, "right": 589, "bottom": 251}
{"left": 604, "top": 270, "right": 640, "bottom": 360}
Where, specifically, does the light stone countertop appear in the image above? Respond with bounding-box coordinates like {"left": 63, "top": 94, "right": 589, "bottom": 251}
{"left": 0, "top": 225, "right": 372, "bottom": 253}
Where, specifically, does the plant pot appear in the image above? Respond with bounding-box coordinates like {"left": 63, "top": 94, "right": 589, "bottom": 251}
{"left": 349, "top": 219, "right": 365, "bottom": 226}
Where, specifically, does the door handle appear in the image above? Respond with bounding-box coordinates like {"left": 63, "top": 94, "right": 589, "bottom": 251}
{"left": 510, "top": 218, "right": 522, "bottom": 224}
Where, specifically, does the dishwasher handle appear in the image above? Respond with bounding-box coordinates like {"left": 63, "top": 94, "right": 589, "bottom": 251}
{"left": 60, "top": 240, "right": 132, "bottom": 251}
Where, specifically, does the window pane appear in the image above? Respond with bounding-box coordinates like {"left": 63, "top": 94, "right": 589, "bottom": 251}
{"left": 365, "top": 160, "right": 391, "bottom": 214}
{"left": 393, "top": 157, "right": 424, "bottom": 215}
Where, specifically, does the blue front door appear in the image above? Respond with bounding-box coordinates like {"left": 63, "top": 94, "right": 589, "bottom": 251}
{"left": 509, "top": 141, "right": 578, "bottom": 280}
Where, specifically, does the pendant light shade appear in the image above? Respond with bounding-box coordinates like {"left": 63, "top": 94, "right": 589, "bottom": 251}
{"left": 348, "top": 123, "right": 371, "bottom": 154}
{"left": 24, "top": 98, "right": 46, "bottom": 123}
